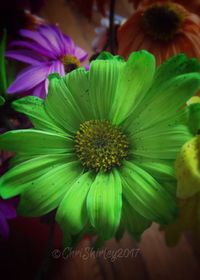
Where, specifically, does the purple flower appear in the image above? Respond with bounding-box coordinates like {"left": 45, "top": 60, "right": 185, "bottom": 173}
{"left": 6, "top": 24, "right": 88, "bottom": 98}
{"left": 0, "top": 198, "right": 16, "bottom": 240}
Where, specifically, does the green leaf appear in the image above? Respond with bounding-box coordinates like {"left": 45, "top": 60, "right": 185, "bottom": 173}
{"left": 0, "top": 30, "right": 7, "bottom": 94}
{"left": 0, "top": 129, "right": 73, "bottom": 154}
{"left": 121, "top": 161, "right": 177, "bottom": 224}
{"left": 87, "top": 169, "right": 122, "bottom": 239}
{"left": 0, "top": 95, "right": 5, "bottom": 105}
{"left": 6, "top": 62, "right": 16, "bottom": 87}
{"left": 56, "top": 172, "right": 94, "bottom": 235}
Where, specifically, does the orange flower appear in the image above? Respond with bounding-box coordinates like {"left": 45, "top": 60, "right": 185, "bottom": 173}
{"left": 130, "top": 0, "right": 200, "bottom": 14}
{"left": 129, "top": 0, "right": 141, "bottom": 9}
{"left": 118, "top": 1, "right": 200, "bottom": 64}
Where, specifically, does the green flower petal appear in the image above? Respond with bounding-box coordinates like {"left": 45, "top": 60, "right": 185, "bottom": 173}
{"left": 17, "top": 161, "right": 81, "bottom": 216}
{"left": 162, "top": 181, "right": 177, "bottom": 197}
{"left": 96, "top": 51, "right": 124, "bottom": 61}
{"left": 132, "top": 124, "right": 191, "bottom": 159}
{"left": 136, "top": 159, "right": 175, "bottom": 182}
{"left": 188, "top": 103, "right": 200, "bottom": 135}
{"left": 123, "top": 198, "right": 152, "bottom": 241}
{"left": 126, "top": 73, "right": 200, "bottom": 136}
{"left": 135, "top": 160, "right": 177, "bottom": 197}
{"left": 154, "top": 54, "right": 200, "bottom": 87}
{"left": 124, "top": 102, "right": 188, "bottom": 134}
{"left": 110, "top": 50, "right": 156, "bottom": 124}
{"left": 45, "top": 71, "right": 88, "bottom": 134}
{"left": 56, "top": 172, "right": 94, "bottom": 235}
{"left": 114, "top": 220, "right": 125, "bottom": 241}
{"left": 87, "top": 169, "right": 122, "bottom": 239}
{"left": 0, "top": 154, "right": 71, "bottom": 198}
{"left": 12, "top": 96, "right": 65, "bottom": 134}
{"left": 63, "top": 68, "right": 92, "bottom": 120}
{"left": 88, "top": 58, "right": 124, "bottom": 120}
{"left": 130, "top": 54, "right": 200, "bottom": 119}
{"left": 121, "top": 161, "right": 177, "bottom": 224}
{"left": 0, "top": 129, "right": 73, "bottom": 154}
{"left": 10, "top": 154, "right": 38, "bottom": 167}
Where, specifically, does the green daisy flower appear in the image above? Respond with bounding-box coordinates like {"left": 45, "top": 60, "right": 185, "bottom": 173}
{"left": 0, "top": 51, "right": 200, "bottom": 242}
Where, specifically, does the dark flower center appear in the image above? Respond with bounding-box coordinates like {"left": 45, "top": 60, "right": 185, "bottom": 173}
{"left": 75, "top": 120, "right": 129, "bottom": 172}
{"left": 142, "top": 3, "right": 184, "bottom": 41}
{"left": 60, "top": 55, "right": 81, "bottom": 73}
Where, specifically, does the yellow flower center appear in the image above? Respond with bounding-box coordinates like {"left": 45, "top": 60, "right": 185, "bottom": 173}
{"left": 60, "top": 55, "right": 81, "bottom": 73}
{"left": 142, "top": 2, "right": 185, "bottom": 41}
{"left": 75, "top": 120, "right": 129, "bottom": 172}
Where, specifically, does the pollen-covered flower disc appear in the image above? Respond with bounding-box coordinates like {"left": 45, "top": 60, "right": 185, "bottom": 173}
{"left": 0, "top": 51, "right": 200, "bottom": 242}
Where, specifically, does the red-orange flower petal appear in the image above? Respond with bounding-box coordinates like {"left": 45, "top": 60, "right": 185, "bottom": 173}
{"left": 118, "top": 2, "right": 200, "bottom": 64}
{"left": 130, "top": 0, "right": 200, "bottom": 14}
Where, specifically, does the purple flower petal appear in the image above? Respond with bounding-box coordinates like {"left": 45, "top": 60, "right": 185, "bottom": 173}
{"left": 44, "top": 61, "right": 65, "bottom": 94}
{"left": 84, "top": 64, "right": 90, "bottom": 71}
{"left": 63, "top": 34, "right": 76, "bottom": 53}
{"left": 7, "top": 64, "right": 51, "bottom": 94}
{"left": 63, "top": 34, "right": 87, "bottom": 61}
{"left": 50, "top": 25, "right": 67, "bottom": 54}
{"left": 39, "top": 25, "right": 63, "bottom": 55}
{"left": 0, "top": 199, "right": 16, "bottom": 219}
{"left": 19, "top": 29, "right": 55, "bottom": 53}
{"left": 32, "top": 82, "right": 46, "bottom": 98}
{"left": 9, "top": 41, "right": 56, "bottom": 59}
{"left": 6, "top": 50, "right": 45, "bottom": 65}
{"left": 73, "top": 46, "right": 88, "bottom": 61}
{"left": 45, "top": 79, "right": 49, "bottom": 95}
{"left": 7, "top": 24, "right": 88, "bottom": 98}
{"left": 51, "top": 60, "right": 65, "bottom": 76}
{"left": 0, "top": 212, "right": 9, "bottom": 239}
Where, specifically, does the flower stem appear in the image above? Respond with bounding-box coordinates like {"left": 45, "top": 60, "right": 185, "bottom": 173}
{"left": 34, "top": 218, "right": 56, "bottom": 280}
{"left": 108, "top": 0, "right": 116, "bottom": 54}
